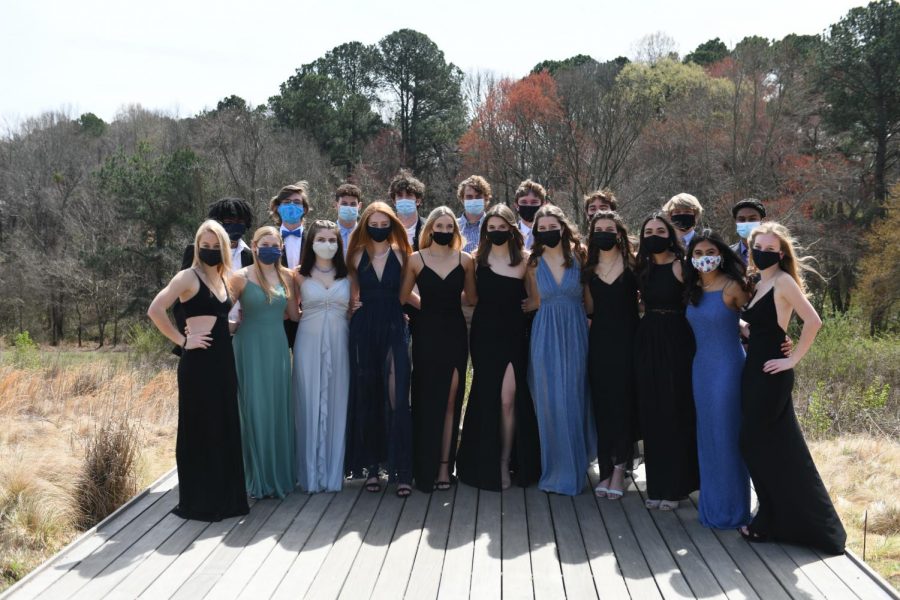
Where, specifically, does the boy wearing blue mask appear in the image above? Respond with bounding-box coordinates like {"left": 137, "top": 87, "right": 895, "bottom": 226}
{"left": 269, "top": 181, "right": 311, "bottom": 349}
{"left": 389, "top": 170, "right": 427, "bottom": 250}
{"left": 730, "top": 198, "right": 766, "bottom": 265}
{"left": 456, "top": 175, "right": 491, "bottom": 253}
{"left": 334, "top": 183, "right": 363, "bottom": 256}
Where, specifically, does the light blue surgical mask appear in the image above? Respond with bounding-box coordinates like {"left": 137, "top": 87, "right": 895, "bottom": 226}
{"left": 338, "top": 205, "right": 359, "bottom": 222}
{"left": 464, "top": 198, "right": 485, "bottom": 216}
{"left": 395, "top": 199, "right": 417, "bottom": 216}
{"left": 278, "top": 203, "right": 304, "bottom": 225}
{"left": 736, "top": 221, "right": 760, "bottom": 240}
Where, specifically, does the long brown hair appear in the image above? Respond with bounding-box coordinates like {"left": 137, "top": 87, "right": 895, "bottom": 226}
{"left": 298, "top": 220, "right": 348, "bottom": 279}
{"left": 251, "top": 226, "right": 294, "bottom": 303}
{"left": 474, "top": 204, "right": 524, "bottom": 267}
{"left": 346, "top": 201, "right": 413, "bottom": 274}
{"left": 528, "top": 205, "right": 585, "bottom": 268}
{"left": 749, "top": 221, "right": 819, "bottom": 295}
{"left": 581, "top": 211, "right": 635, "bottom": 283}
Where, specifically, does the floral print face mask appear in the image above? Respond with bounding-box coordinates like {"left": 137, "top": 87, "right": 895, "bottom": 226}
{"left": 691, "top": 254, "right": 722, "bottom": 273}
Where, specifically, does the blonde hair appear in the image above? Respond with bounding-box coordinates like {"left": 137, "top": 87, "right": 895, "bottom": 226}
{"left": 251, "top": 226, "right": 294, "bottom": 303}
{"left": 420, "top": 206, "right": 464, "bottom": 251}
{"left": 749, "top": 221, "right": 819, "bottom": 294}
{"left": 191, "top": 220, "right": 234, "bottom": 298}
{"left": 663, "top": 192, "right": 703, "bottom": 218}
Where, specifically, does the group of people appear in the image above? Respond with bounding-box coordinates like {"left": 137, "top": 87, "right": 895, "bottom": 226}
{"left": 147, "top": 171, "right": 847, "bottom": 556}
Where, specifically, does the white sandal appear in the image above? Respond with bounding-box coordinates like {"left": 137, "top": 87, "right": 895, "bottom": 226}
{"left": 594, "top": 483, "right": 609, "bottom": 498}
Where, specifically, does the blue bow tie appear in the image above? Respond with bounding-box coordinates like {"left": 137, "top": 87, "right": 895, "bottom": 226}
{"left": 282, "top": 229, "right": 302, "bottom": 239}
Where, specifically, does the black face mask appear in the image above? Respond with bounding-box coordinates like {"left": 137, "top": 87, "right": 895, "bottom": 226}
{"left": 752, "top": 248, "right": 781, "bottom": 270}
{"left": 671, "top": 213, "right": 696, "bottom": 231}
{"left": 222, "top": 222, "right": 246, "bottom": 242}
{"left": 535, "top": 229, "right": 562, "bottom": 248}
{"left": 486, "top": 230, "right": 511, "bottom": 246}
{"left": 643, "top": 234, "right": 670, "bottom": 255}
{"left": 367, "top": 225, "right": 391, "bottom": 242}
{"left": 517, "top": 204, "right": 540, "bottom": 223}
{"left": 198, "top": 248, "right": 223, "bottom": 267}
{"left": 591, "top": 231, "right": 618, "bottom": 251}
{"left": 432, "top": 231, "right": 454, "bottom": 246}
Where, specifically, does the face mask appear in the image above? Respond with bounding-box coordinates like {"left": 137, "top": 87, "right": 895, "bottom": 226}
{"left": 198, "top": 248, "right": 223, "bottom": 267}
{"left": 223, "top": 222, "right": 246, "bottom": 242}
{"left": 535, "top": 229, "right": 561, "bottom": 248}
{"left": 395, "top": 199, "right": 417, "bottom": 216}
{"left": 591, "top": 231, "right": 618, "bottom": 251}
{"left": 671, "top": 213, "right": 696, "bottom": 231}
{"left": 517, "top": 204, "right": 539, "bottom": 223}
{"left": 691, "top": 255, "right": 722, "bottom": 273}
{"left": 752, "top": 248, "right": 781, "bottom": 270}
{"left": 432, "top": 231, "right": 454, "bottom": 246}
{"left": 367, "top": 225, "right": 391, "bottom": 242}
{"left": 338, "top": 205, "right": 359, "bottom": 222}
{"left": 486, "top": 230, "right": 510, "bottom": 246}
{"left": 257, "top": 246, "right": 282, "bottom": 265}
{"left": 464, "top": 198, "right": 485, "bottom": 216}
{"left": 313, "top": 241, "right": 339, "bottom": 260}
{"left": 736, "top": 221, "right": 760, "bottom": 240}
{"left": 644, "top": 234, "right": 670, "bottom": 255}
{"left": 278, "top": 203, "right": 304, "bottom": 225}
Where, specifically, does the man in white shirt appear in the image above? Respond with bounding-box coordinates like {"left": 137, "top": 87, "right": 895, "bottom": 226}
{"left": 334, "top": 183, "right": 363, "bottom": 256}
{"left": 269, "top": 181, "right": 310, "bottom": 269}
{"left": 662, "top": 192, "right": 703, "bottom": 248}
{"left": 389, "top": 170, "right": 427, "bottom": 250}
{"left": 514, "top": 179, "right": 549, "bottom": 250}
{"left": 456, "top": 175, "right": 491, "bottom": 253}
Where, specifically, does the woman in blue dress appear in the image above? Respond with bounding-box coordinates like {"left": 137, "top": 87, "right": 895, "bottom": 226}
{"left": 524, "top": 205, "right": 594, "bottom": 496}
{"left": 683, "top": 231, "right": 751, "bottom": 528}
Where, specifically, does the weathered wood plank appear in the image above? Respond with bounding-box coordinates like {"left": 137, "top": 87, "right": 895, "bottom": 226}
{"left": 201, "top": 491, "right": 310, "bottom": 599}
{"left": 269, "top": 482, "right": 363, "bottom": 599}
{"left": 469, "top": 488, "right": 501, "bottom": 600}
{"left": 815, "top": 551, "right": 896, "bottom": 600}
{"left": 438, "top": 483, "right": 478, "bottom": 600}
{"left": 370, "top": 489, "right": 430, "bottom": 600}
{"left": 501, "top": 487, "right": 534, "bottom": 600}
{"left": 779, "top": 543, "right": 861, "bottom": 599}
{"left": 405, "top": 488, "right": 457, "bottom": 599}
{"left": 749, "top": 541, "right": 826, "bottom": 600}
{"left": 571, "top": 476, "right": 631, "bottom": 600}
{"left": 524, "top": 487, "right": 565, "bottom": 600}
{"left": 548, "top": 494, "right": 598, "bottom": 599}
{"left": 236, "top": 492, "right": 334, "bottom": 599}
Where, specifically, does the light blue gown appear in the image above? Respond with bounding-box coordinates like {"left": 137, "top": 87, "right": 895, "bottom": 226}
{"left": 528, "top": 258, "right": 595, "bottom": 495}
{"left": 686, "top": 289, "right": 750, "bottom": 528}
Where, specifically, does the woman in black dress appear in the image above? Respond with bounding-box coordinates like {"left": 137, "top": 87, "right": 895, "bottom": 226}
{"left": 456, "top": 205, "right": 541, "bottom": 491}
{"left": 147, "top": 220, "right": 249, "bottom": 521}
{"left": 634, "top": 214, "right": 699, "bottom": 510}
{"left": 345, "top": 202, "right": 415, "bottom": 497}
{"left": 400, "top": 206, "right": 477, "bottom": 492}
{"left": 739, "top": 222, "right": 845, "bottom": 554}
{"left": 582, "top": 211, "right": 640, "bottom": 500}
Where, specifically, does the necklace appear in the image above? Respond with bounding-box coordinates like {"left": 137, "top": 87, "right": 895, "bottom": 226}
{"left": 373, "top": 246, "right": 391, "bottom": 260}
{"left": 598, "top": 257, "right": 618, "bottom": 280}
{"left": 313, "top": 264, "right": 336, "bottom": 273}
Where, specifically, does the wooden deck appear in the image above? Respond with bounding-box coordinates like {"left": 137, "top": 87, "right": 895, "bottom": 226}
{"left": 3, "top": 466, "right": 896, "bottom": 600}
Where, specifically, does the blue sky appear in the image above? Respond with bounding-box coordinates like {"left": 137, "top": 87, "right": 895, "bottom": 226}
{"left": 0, "top": 0, "right": 867, "bottom": 125}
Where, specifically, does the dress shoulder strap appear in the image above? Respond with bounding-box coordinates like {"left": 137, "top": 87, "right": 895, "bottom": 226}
{"left": 419, "top": 251, "right": 427, "bottom": 267}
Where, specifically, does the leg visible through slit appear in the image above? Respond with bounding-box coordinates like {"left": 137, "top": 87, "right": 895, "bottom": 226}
{"left": 437, "top": 368, "right": 460, "bottom": 487}
{"left": 500, "top": 362, "right": 516, "bottom": 490}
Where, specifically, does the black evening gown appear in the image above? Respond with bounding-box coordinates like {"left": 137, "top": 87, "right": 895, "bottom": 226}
{"left": 635, "top": 261, "right": 699, "bottom": 501}
{"left": 345, "top": 250, "right": 413, "bottom": 484}
{"left": 174, "top": 272, "right": 249, "bottom": 521}
{"left": 411, "top": 253, "right": 469, "bottom": 492}
{"left": 740, "top": 288, "right": 846, "bottom": 554}
{"left": 456, "top": 266, "right": 541, "bottom": 490}
{"left": 589, "top": 269, "right": 641, "bottom": 482}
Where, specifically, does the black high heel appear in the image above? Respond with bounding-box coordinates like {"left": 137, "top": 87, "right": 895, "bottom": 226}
{"left": 434, "top": 460, "right": 452, "bottom": 491}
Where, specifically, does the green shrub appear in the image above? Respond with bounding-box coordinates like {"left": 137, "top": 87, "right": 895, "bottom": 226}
{"left": 11, "top": 332, "right": 40, "bottom": 370}
{"left": 125, "top": 323, "right": 172, "bottom": 365}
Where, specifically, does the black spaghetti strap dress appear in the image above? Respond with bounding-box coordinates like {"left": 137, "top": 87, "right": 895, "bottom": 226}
{"left": 635, "top": 261, "right": 699, "bottom": 501}
{"left": 588, "top": 268, "right": 641, "bottom": 482}
{"left": 411, "top": 252, "right": 469, "bottom": 492}
{"left": 174, "top": 271, "right": 249, "bottom": 521}
{"left": 740, "top": 288, "right": 846, "bottom": 554}
{"left": 456, "top": 265, "right": 541, "bottom": 490}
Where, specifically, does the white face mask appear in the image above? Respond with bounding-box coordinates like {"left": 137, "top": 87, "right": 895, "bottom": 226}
{"left": 313, "top": 241, "right": 338, "bottom": 260}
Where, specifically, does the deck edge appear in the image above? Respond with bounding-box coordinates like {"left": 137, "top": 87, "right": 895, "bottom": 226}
{"left": 845, "top": 549, "right": 900, "bottom": 599}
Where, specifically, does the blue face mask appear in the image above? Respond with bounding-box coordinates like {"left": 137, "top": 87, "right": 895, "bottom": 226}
{"left": 736, "top": 221, "right": 760, "bottom": 240}
{"left": 338, "top": 205, "right": 359, "bottom": 222}
{"left": 464, "top": 198, "right": 485, "bottom": 216}
{"left": 278, "top": 203, "right": 304, "bottom": 225}
{"left": 395, "top": 199, "right": 417, "bottom": 216}
{"left": 257, "top": 246, "right": 282, "bottom": 265}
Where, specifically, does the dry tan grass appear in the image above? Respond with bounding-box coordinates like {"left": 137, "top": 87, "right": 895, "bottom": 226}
{"left": 810, "top": 436, "right": 900, "bottom": 589}
{"left": 0, "top": 355, "right": 177, "bottom": 591}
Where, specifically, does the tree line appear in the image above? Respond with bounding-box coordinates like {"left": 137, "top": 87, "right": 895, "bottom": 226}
{"left": 0, "top": 1, "right": 898, "bottom": 346}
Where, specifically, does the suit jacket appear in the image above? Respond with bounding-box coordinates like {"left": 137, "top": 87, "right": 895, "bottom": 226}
{"left": 412, "top": 216, "right": 426, "bottom": 251}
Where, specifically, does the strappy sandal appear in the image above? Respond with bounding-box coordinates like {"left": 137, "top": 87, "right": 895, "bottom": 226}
{"left": 396, "top": 484, "right": 412, "bottom": 498}
{"left": 645, "top": 499, "right": 661, "bottom": 509}
{"left": 594, "top": 482, "right": 610, "bottom": 498}
{"left": 365, "top": 476, "right": 381, "bottom": 493}
{"left": 606, "top": 465, "right": 626, "bottom": 500}
{"left": 434, "top": 461, "right": 452, "bottom": 491}
{"left": 659, "top": 499, "right": 679, "bottom": 511}
{"left": 739, "top": 526, "right": 768, "bottom": 543}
